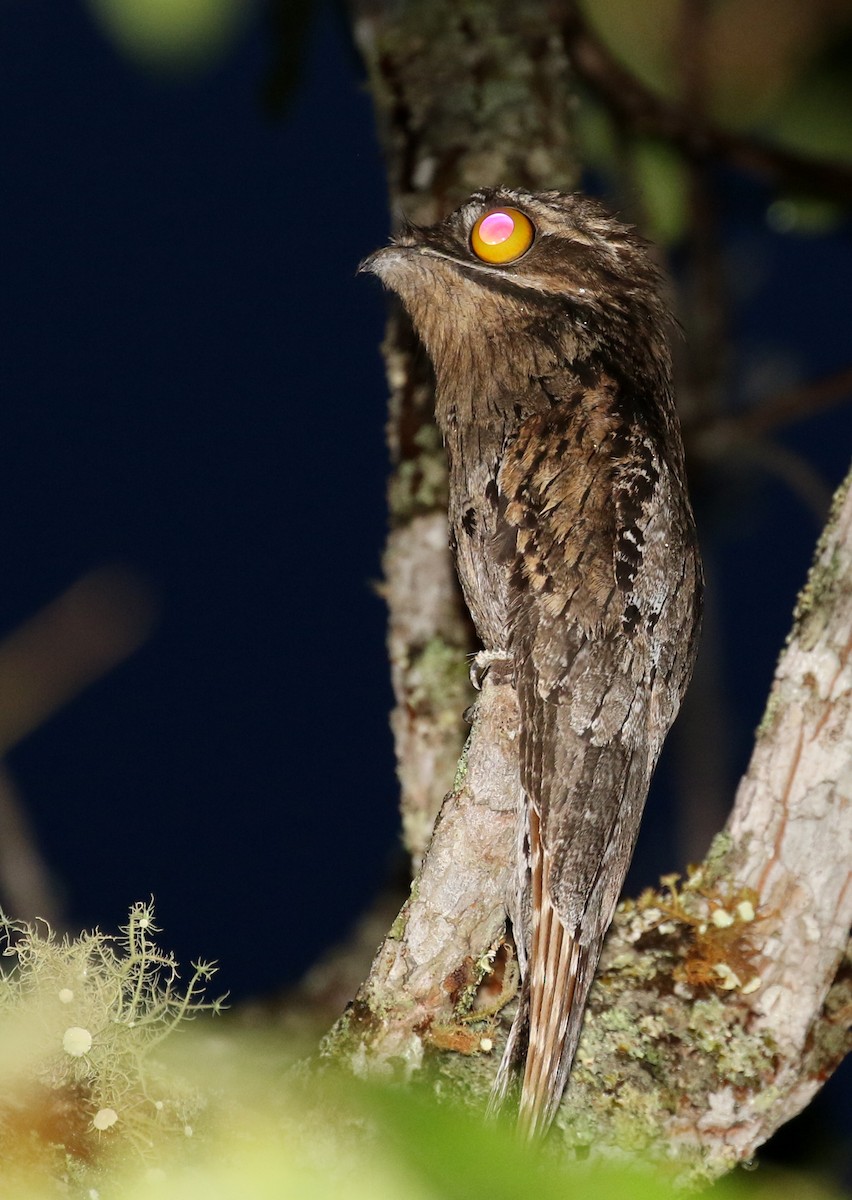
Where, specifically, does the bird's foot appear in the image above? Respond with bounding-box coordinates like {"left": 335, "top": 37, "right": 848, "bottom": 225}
{"left": 469, "top": 649, "right": 513, "bottom": 690}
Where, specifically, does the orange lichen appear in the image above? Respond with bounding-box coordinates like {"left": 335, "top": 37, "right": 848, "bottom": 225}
{"left": 425, "top": 1021, "right": 497, "bottom": 1056}
{"left": 442, "top": 957, "right": 478, "bottom": 1009}
{"left": 428, "top": 942, "right": 517, "bottom": 1057}
{"left": 638, "top": 870, "right": 766, "bottom": 994}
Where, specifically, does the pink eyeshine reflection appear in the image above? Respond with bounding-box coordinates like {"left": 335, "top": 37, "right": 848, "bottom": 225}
{"left": 478, "top": 210, "right": 515, "bottom": 245}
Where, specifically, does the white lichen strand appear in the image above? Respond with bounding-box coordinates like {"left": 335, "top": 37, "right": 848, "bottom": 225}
{"left": 0, "top": 901, "right": 225, "bottom": 1166}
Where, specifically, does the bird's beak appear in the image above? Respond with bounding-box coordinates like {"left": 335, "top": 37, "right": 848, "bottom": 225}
{"left": 358, "top": 244, "right": 415, "bottom": 280}
{"left": 357, "top": 248, "right": 385, "bottom": 276}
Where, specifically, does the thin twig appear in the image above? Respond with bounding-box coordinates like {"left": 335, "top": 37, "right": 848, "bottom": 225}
{"left": 688, "top": 365, "right": 852, "bottom": 449}
{"left": 0, "top": 764, "right": 63, "bottom": 925}
{"left": 676, "top": 0, "right": 729, "bottom": 422}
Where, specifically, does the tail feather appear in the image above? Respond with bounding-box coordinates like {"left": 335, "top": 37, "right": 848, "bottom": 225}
{"left": 488, "top": 891, "right": 603, "bottom": 1137}
{"left": 519, "top": 895, "right": 586, "bottom": 1138}
{"left": 489, "top": 708, "right": 647, "bottom": 1133}
{"left": 515, "top": 803, "right": 604, "bottom": 1138}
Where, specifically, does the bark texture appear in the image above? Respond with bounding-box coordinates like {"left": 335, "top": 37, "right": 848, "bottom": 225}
{"left": 723, "top": 470, "right": 852, "bottom": 1130}
{"left": 329, "top": 666, "right": 519, "bottom": 1073}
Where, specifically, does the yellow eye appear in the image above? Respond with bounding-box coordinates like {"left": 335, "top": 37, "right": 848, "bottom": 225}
{"left": 470, "top": 207, "right": 535, "bottom": 264}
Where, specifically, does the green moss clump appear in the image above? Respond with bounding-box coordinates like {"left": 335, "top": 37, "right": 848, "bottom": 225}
{"left": 388, "top": 424, "right": 449, "bottom": 520}
{"left": 408, "top": 637, "right": 471, "bottom": 722}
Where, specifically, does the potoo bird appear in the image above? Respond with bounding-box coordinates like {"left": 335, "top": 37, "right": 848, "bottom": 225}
{"left": 362, "top": 189, "right": 703, "bottom": 1137}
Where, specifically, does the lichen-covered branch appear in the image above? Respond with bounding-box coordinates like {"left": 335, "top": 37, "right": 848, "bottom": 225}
{"left": 349, "top": 0, "right": 580, "bottom": 863}
{"left": 722, "top": 466, "right": 852, "bottom": 1125}
{"left": 552, "top": 840, "right": 850, "bottom": 1183}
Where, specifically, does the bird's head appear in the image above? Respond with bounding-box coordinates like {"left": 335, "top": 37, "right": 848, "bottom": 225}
{"left": 360, "top": 188, "right": 671, "bottom": 389}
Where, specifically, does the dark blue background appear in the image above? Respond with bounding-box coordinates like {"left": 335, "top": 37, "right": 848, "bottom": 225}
{"left": 1, "top": 5, "right": 850, "bottom": 1163}
{"left": 1, "top": 1, "right": 394, "bottom": 993}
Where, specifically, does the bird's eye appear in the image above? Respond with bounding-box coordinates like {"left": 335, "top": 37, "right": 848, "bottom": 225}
{"left": 470, "top": 207, "right": 535, "bottom": 264}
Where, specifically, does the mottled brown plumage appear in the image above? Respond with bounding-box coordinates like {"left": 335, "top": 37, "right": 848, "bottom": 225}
{"left": 362, "top": 189, "right": 702, "bottom": 1136}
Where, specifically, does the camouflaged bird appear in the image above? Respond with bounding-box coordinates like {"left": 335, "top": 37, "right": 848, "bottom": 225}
{"left": 362, "top": 189, "right": 703, "bottom": 1137}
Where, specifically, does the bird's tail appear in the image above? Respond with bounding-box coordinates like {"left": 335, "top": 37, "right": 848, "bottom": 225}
{"left": 517, "top": 880, "right": 600, "bottom": 1139}
{"left": 488, "top": 804, "right": 604, "bottom": 1138}
{"left": 488, "top": 708, "right": 650, "bottom": 1135}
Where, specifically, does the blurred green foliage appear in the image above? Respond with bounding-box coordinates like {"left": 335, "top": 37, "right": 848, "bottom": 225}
{"left": 85, "top": 0, "right": 250, "bottom": 70}
{"left": 81, "top": 0, "right": 852, "bottom": 236}
{"left": 0, "top": 907, "right": 845, "bottom": 1199}
{"left": 579, "top": 0, "right": 852, "bottom": 136}
{"left": 577, "top": 0, "right": 852, "bottom": 242}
